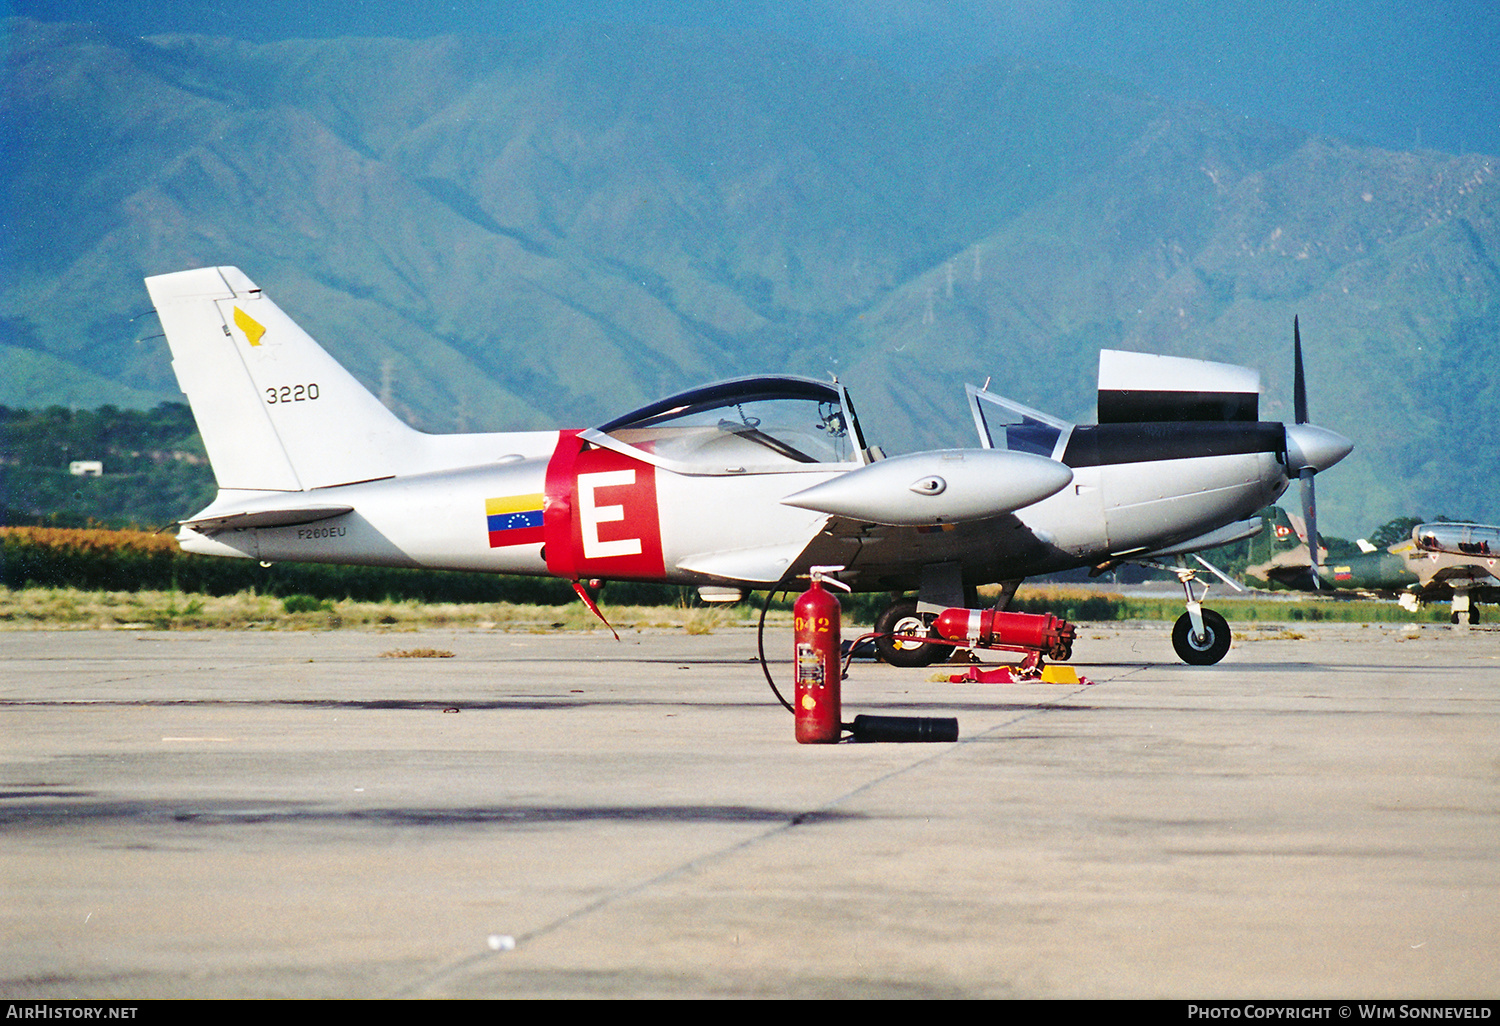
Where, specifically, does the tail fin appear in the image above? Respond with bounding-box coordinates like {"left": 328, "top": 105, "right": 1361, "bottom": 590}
{"left": 1271, "top": 506, "right": 1308, "bottom": 551}
{"left": 146, "top": 267, "right": 421, "bottom": 491}
{"left": 1245, "top": 505, "right": 1318, "bottom": 588}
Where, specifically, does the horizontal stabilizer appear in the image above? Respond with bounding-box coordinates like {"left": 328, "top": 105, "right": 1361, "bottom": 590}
{"left": 1097, "top": 350, "right": 1260, "bottom": 423}
{"left": 182, "top": 505, "right": 353, "bottom": 534}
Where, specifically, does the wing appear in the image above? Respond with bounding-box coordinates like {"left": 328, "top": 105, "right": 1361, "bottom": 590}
{"left": 1418, "top": 559, "right": 1500, "bottom": 591}
{"left": 784, "top": 511, "right": 1064, "bottom": 594}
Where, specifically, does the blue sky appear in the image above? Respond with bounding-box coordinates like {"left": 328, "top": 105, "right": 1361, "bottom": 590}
{"left": 7, "top": 0, "right": 1498, "bottom": 155}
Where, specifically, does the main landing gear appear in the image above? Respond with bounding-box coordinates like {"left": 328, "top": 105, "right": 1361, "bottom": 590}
{"left": 872, "top": 598, "right": 945, "bottom": 668}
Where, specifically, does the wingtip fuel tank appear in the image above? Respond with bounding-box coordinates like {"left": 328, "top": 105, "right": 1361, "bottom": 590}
{"left": 779, "top": 449, "right": 1072, "bottom": 526}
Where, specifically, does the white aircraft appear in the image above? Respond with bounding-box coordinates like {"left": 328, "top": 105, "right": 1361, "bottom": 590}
{"left": 146, "top": 266, "right": 1352, "bottom": 665}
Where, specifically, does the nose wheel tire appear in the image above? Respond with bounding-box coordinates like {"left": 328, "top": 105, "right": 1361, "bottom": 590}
{"left": 1172, "top": 609, "right": 1231, "bottom": 665}
{"left": 873, "top": 598, "right": 945, "bottom": 668}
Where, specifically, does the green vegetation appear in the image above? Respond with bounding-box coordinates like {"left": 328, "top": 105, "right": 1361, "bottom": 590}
{"left": 1011, "top": 586, "right": 1448, "bottom": 624}
{"left": 0, "top": 526, "right": 694, "bottom": 607}
{"left": 0, "top": 403, "right": 215, "bottom": 529}
{"left": 281, "top": 594, "right": 334, "bottom": 614}
{"left": 0, "top": 586, "right": 744, "bottom": 633}
{"left": 0, "top": 579, "right": 1449, "bottom": 632}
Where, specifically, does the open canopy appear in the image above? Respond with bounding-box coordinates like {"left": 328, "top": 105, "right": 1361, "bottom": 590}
{"left": 592, "top": 376, "right": 866, "bottom": 472}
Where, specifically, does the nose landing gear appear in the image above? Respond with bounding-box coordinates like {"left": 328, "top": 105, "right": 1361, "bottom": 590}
{"left": 1167, "top": 561, "right": 1235, "bottom": 665}
{"left": 1173, "top": 606, "right": 1231, "bottom": 664}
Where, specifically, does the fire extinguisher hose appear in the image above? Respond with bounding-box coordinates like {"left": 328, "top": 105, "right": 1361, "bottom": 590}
{"left": 757, "top": 582, "right": 795, "bottom": 713}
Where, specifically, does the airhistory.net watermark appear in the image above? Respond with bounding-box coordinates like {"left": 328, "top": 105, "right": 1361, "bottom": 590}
{"left": 5, "top": 1007, "right": 138, "bottom": 1020}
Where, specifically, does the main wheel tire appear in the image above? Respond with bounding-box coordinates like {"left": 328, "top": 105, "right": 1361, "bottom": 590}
{"left": 1172, "top": 609, "right": 1231, "bottom": 665}
{"left": 873, "top": 599, "right": 945, "bottom": 668}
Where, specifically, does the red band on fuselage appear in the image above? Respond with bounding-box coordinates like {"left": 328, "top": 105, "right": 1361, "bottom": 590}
{"left": 543, "top": 432, "right": 665, "bottom": 581}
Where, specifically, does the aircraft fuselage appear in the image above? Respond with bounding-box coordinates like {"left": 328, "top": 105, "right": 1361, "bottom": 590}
{"left": 181, "top": 423, "right": 1293, "bottom": 593}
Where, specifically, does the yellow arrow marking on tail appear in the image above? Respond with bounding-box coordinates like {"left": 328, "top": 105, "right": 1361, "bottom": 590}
{"left": 233, "top": 306, "right": 267, "bottom": 347}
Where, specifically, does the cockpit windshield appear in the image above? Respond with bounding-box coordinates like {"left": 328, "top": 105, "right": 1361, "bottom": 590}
{"left": 592, "top": 377, "right": 864, "bottom": 472}
{"left": 966, "top": 385, "right": 1073, "bottom": 461}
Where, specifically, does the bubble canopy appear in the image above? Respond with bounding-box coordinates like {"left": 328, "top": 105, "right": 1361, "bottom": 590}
{"left": 586, "top": 376, "right": 868, "bottom": 474}
{"left": 1414, "top": 523, "right": 1500, "bottom": 556}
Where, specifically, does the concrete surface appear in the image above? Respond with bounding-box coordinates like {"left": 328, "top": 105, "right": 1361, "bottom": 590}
{"left": 0, "top": 621, "right": 1496, "bottom": 999}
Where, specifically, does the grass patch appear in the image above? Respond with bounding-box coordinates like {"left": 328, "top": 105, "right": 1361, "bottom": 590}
{"left": 1005, "top": 584, "right": 1449, "bottom": 624}
{"left": 0, "top": 586, "right": 790, "bottom": 632}
{"left": 0, "top": 583, "right": 1453, "bottom": 632}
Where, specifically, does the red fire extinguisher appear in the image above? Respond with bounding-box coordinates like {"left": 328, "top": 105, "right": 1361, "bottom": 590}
{"left": 931, "top": 607, "right": 1075, "bottom": 660}
{"left": 793, "top": 566, "right": 851, "bottom": 744}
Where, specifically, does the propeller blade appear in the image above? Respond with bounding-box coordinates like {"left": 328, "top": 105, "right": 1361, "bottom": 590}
{"left": 1299, "top": 467, "right": 1321, "bottom": 588}
{"left": 1293, "top": 316, "right": 1308, "bottom": 425}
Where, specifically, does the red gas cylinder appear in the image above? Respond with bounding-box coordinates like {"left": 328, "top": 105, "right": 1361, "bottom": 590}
{"left": 932, "top": 607, "right": 1075, "bottom": 659}
{"left": 793, "top": 569, "right": 846, "bottom": 744}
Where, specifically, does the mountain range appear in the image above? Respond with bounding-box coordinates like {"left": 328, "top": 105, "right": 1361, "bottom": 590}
{"left": 2, "top": 16, "right": 1496, "bottom": 535}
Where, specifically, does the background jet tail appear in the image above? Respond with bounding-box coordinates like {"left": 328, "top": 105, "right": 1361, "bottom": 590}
{"left": 146, "top": 266, "right": 425, "bottom": 492}
{"left": 1273, "top": 506, "right": 1309, "bottom": 553}
{"left": 1244, "top": 506, "right": 1320, "bottom": 589}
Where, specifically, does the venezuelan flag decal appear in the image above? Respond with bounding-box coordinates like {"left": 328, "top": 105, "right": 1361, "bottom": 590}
{"left": 486, "top": 494, "right": 545, "bottom": 547}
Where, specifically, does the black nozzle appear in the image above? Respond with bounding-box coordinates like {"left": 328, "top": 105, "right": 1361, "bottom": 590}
{"left": 848, "top": 714, "right": 959, "bottom": 743}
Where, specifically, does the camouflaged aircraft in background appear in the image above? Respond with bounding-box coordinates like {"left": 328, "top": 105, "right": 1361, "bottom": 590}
{"left": 1249, "top": 509, "right": 1499, "bottom": 624}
